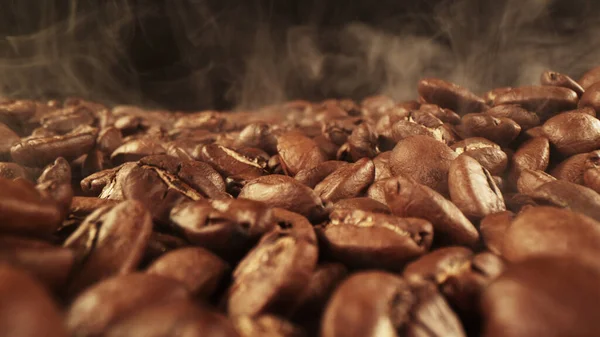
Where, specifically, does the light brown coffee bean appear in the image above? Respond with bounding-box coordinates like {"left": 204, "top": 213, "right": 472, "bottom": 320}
{"left": 96, "top": 126, "right": 123, "bottom": 155}
{"left": 233, "top": 315, "right": 305, "bottom": 337}
{"left": 110, "top": 138, "right": 166, "bottom": 165}
{"left": 550, "top": 151, "right": 591, "bottom": 184}
{"left": 195, "top": 144, "right": 265, "bottom": 179}
{"left": 331, "top": 197, "right": 390, "bottom": 214}
{"left": 448, "top": 154, "right": 505, "bottom": 220}
{"left": 418, "top": 78, "right": 487, "bottom": 115}
{"left": 516, "top": 169, "right": 556, "bottom": 196}
{"left": 0, "top": 122, "right": 20, "bottom": 161}
{"left": 492, "top": 86, "right": 578, "bottom": 119}
{"left": 314, "top": 158, "right": 375, "bottom": 204}
{"left": 540, "top": 70, "right": 584, "bottom": 97}
{"left": 484, "top": 105, "right": 540, "bottom": 130}
{"left": 479, "top": 211, "right": 515, "bottom": 255}
{"left": 579, "top": 81, "right": 600, "bottom": 113}
{"left": 509, "top": 136, "right": 550, "bottom": 185}
{"left": 461, "top": 147, "right": 508, "bottom": 176}
{"left": 403, "top": 246, "right": 474, "bottom": 284}
{"left": 293, "top": 263, "right": 348, "bottom": 319}
{"left": 0, "top": 162, "right": 31, "bottom": 180}
{"left": 542, "top": 112, "right": 600, "bottom": 156}
{"left": 524, "top": 179, "right": 600, "bottom": 222}
{"left": 277, "top": 131, "right": 327, "bottom": 176}
{"left": 459, "top": 114, "right": 521, "bottom": 146}
{"left": 294, "top": 161, "right": 349, "bottom": 189}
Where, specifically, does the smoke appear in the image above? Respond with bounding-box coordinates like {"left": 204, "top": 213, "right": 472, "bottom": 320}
{"left": 1, "top": 0, "right": 600, "bottom": 111}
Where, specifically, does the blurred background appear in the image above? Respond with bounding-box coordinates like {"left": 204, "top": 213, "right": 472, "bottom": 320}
{"left": 0, "top": 0, "right": 599, "bottom": 111}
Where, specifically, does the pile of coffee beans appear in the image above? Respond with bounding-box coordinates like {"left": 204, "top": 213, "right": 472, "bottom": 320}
{"left": 2, "top": 66, "right": 600, "bottom": 337}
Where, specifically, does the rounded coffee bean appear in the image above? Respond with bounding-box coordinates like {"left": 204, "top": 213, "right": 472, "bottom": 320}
{"left": 484, "top": 105, "right": 540, "bottom": 130}
{"left": 542, "top": 112, "right": 600, "bottom": 156}
{"left": 479, "top": 211, "right": 515, "bottom": 255}
{"left": 509, "top": 136, "right": 550, "bottom": 185}
{"left": 294, "top": 161, "right": 349, "bottom": 189}
{"left": 277, "top": 131, "right": 327, "bottom": 176}
{"left": 314, "top": 158, "right": 375, "bottom": 204}
{"left": 460, "top": 114, "right": 521, "bottom": 146}
{"left": 331, "top": 197, "right": 390, "bottom": 214}
{"left": 516, "top": 169, "right": 556, "bottom": 196}
{"left": 524, "top": 179, "right": 600, "bottom": 222}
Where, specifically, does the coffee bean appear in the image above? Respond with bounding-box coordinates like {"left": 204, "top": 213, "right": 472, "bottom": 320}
{"left": 314, "top": 158, "right": 375, "bottom": 204}
{"left": 492, "top": 86, "right": 578, "bottom": 120}
{"left": 524, "top": 179, "right": 600, "bottom": 222}
{"left": 366, "top": 177, "right": 390, "bottom": 205}
{"left": 146, "top": 247, "right": 229, "bottom": 298}
{"left": 550, "top": 151, "right": 591, "bottom": 184}
{"left": 342, "top": 122, "right": 379, "bottom": 161}
{"left": 276, "top": 131, "right": 327, "bottom": 176}
{"left": 0, "top": 122, "right": 20, "bottom": 161}
{"left": 516, "top": 169, "right": 556, "bottom": 196}
{"left": 481, "top": 256, "right": 600, "bottom": 337}
{"left": 233, "top": 315, "right": 306, "bottom": 337}
{"left": 385, "top": 176, "right": 479, "bottom": 247}
{"left": 390, "top": 135, "right": 458, "bottom": 196}
{"left": 96, "top": 126, "right": 123, "bottom": 155}
{"left": 331, "top": 197, "right": 390, "bottom": 214}
{"left": 484, "top": 104, "right": 540, "bottom": 130}
{"left": 448, "top": 154, "right": 505, "bottom": 220}
{"left": 418, "top": 78, "right": 487, "bottom": 115}
{"left": 390, "top": 120, "right": 439, "bottom": 143}
{"left": 294, "top": 161, "right": 349, "bottom": 189}
{"left": 0, "top": 264, "right": 68, "bottom": 337}
{"left": 459, "top": 114, "right": 521, "bottom": 146}
{"left": 542, "top": 112, "right": 600, "bottom": 156}
{"left": 403, "top": 246, "right": 474, "bottom": 284}
{"left": 540, "top": 70, "right": 585, "bottom": 97}
{"left": 293, "top": 263, "right": 348, "bottom": 319}
{"left": 0, "top": 162, "right": 30, "bottom": 180}
{"left": 578, "top": 65, "right": 600, "bottom": 90}
{"left": 236, "top": 123, "right": 279, "bottom": 155}
{"left": 40, "top": 106, "right": 96, "bottom": 134}
{"left": 509, "top": 136, "right": 550, "bottom": 185}
{"left": 195, "top": 144, "right": 266, "bottom": 179}
{"left": 418, "top": 104, "right": 461, "bottom": 125}
{"left": 479, "top": 211, "right": 514, "bottom": 255}
{"left": 66, "top": 273, "right": 190, "bottom": 337}
{"left": 38, "top": 157, "right": 71, "bottom": 185}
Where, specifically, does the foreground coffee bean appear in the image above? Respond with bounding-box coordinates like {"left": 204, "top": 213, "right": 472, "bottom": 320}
{"left": 481, "top": 256, "right": 600, "bottom": 337}
{"left": 524, "top": 179, "right": 600, "bottom": 222}
{"left": 277, "top": 131, "right": 327, "bottom": 176}
{"left": 294, "top": 161, "right": 349, "bottom": 188}
{"left": 542, "top": 112, "right": 600, "bottom": 156}
{"left": 314, "top": 158, "right": 375, "bottom": 204}
{"left": 0, "top": 264, "right": 67, "bottom": 337}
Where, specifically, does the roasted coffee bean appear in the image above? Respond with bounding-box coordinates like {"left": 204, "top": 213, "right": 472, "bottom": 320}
{"left": 81, "top": 150, "right": 109, "bottom": 178}
{"left": 516, "top": 169, "right": 556, "bottom": 196}
{"left": 448, "top": 154, "right": 505, "bottom": 220}
{"left": 0, "top": 99, "right": 37, "bottom": 134}
{"left": 318, "top": 209, "right": 433, "bottom": 271}
{"left": 38, "top": 157, "right": 71, "bottom": 184}
{"left": 459, "top": 114, "right": 521, "bottom": 146}
{"left": 173, "top": 110, "right": 228, "bottom": 131}
{"left": 542, "top": 112, "right": 600, "bottom": 156}
{"left": 579, "top": 81, "right": 600, "bottom": 113}
{"left": 0, "top": 178, "right": 63, "bottom": 237}
{"left": 479, "top": 211, "right": 514, "bottom": 255}
{"left": 68, "top": 197, "right": 119, "bottom": 217}
{"left": 562, "top": 106, "right": 597, "bottom": 117}
{"left": 110, "top": 138, "right": 166, "bottom": 165}
{"left": 312, "top": 134, "right": 339, "bottom": 160}
{"left": 196, "top": 144, "right": 266, "bottom": 179}
{"left": 482, "top": 256, "right": 600, "bottom": 337}
{"left": 314, "top": 158, "right": 375, "bottom": 204}
{"left": 417, "top": 104, "right": 461, "bottom": 125}
{"left": 502, "top": 206, "right": 600, "bottom": 264}
{"left": 459, "top": 146, "right": 508, "bottom": 176}
{"left": 390, "top": 120, "right": 438, "bottom": 143}
{"left": 321, "top": 118, "right": 360, "bottom": 146}
{"left": 484, "top": 104, "right": 540, "bottom": 130}
{"left": 0, "top": 162, "right": 30, "bottom": 180}
{"left": 0, "top": 122, "right": 19, "bottom": 161}
{"left": 66, "top": 273, "right": 190, "bottom": 337}
{"left": 294, "top": 161, "right": 349, "bottom": 189}
{"left": 236, "top": 123, "right": 279, "bottom": 155}
{"left": 105, "top": 300, "right": 240, "bottom": 337}
{"left": 492, "top": 86, "right": 578, "bottom": 119}
{"left": 11, "top": 125, "right": 98, "bottom": 167}
{"left": 322, "top": 271, "right": 466, "bottom": 337}
{"left": 331, "top": 197, "right": 390, "bottom": 214}
{"left": 40, "top": 106, "right": 95, "bottom": 134}
{"left": 411, "top": 109, "right": 444, "bottom": 128}
{"left": 366, "top": 177, "right": 390, "bottom": 205}
{"left": 227, "top": 209, "right": 318, "bottom": 317}
{"left": 390, "top": 135, "right": 458, "bottom": 195}
{"left": 80, "top": 165, "right": 122, "bottom": 195}
{"left": 342, "top": 122, "right": 379, "bottom": 161}
{"left": 238, "top": 175, "right": 325, "bottom": 222}
{"left": 540, "top": 70, "right": 585, "bottom": 97}
{"left": 523, "top": 179, "right": 600, "bottom": 222}
{"left": 96, "top": 126, "right": 123, "bottom": 155}
{"left": 403, "top": 246, "right": 474, "bottom": 284}
{"left": 509, "top": 136, "right": 550, "bottom": 185}
{"left": 233, "top": 315, "right": 305, "bottom": 337}
{"left": 146, "top": 247, "right": 229, "bottom": 298}
{"left": 503, "top": 193, "right": 537, "bottom": 213}
{"left": 385, "top": 176, "right": 479, "bottom": 247}
{"left": 277, "top": 131, "right": 327, "bottom": 176}
{"left": 418, "top": 78, "right": 487, "bottom": 115}
{"left": 372, "top": 151, "right": 393, "bottom": 181}
{"left": 578, "top": 65, "right": 600, "bottom": 89}
{"left": 0, "top": 264, "right": 68, "bottom": 337}
{"left": 293, "top": 263, "right": 348, "bottom": 319}
{"left": 550, "top": 151, "right": 590, "bottom": 184}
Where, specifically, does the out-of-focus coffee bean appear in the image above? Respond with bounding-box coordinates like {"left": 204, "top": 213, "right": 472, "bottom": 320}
{"left": 11, "top": 126, "right": 98, "bottom": 167}
{"left": 142, "top": 232, "right": 188, "bottom": 263}
{"left": 321, "top": 118, "right": 360, "bottom": 146}
{"left": 38, "top": 157, "right": 71, "bottom": 184}
{"left": 0, "top": 162, "right": 30, "bottom": 180}
{"left": 196, "top": 144, "right": 265, "bottom": 179}
{"left": 227, "top": 209, "right": 318, "bottom": 317}
{"left": 293, "top": 263, "right": 348, "bottom": 320}
{"left": 236, "top": 123, "right": 279, "bottom": 155}
{"left": 385, "top": 176, "right": 479, "bottom": 247}
{"left": 312, "top": 134, "right": 339, "bottom": 160}
{"left": 80, "top": 165, "right": 121, "bottom": 195}
{"left": 318, "top": 209, "right": 433, "bottom": 271}
{"left": 390, "top": 120, "right": 437, "bottom": 143}
{"left": 542, "top": 112, "right": 600, "bottom": 156}
{"left": 579, "top": 82, "right": 600, "bottom": 112}
{"left": 0, "top": 264, "right": 68, "bottom": 337}
{"left": 418, "top": 104, "right": 461, "bottom": 125}
{"left": 294, "top": 161, "right": 349, "bottom": 188}
{"left": 509, "top": 136, "right": 550, "bottom": 185}
{"left": 479, "top": 211, "right": 515, "bottom": 255}
{"left": 146, "top": 247, "right": 229, "bottom": 298}
{"left": 483, "top": 87, "right": 512, "bottom": 106}
{"left": 484, "top": 105, "right": 540, "bottom": 130}
{"left": 516, "top": 169, "right": 556, "bottom": 196}
{"left": 342, "top": 123, "right": 379, "bottom": 161}
{"left": 503, "top": 193, "right": 537, "bottom": 213}
{"left": 69, "top": 196, "right": 120, "bottom": 217}
{"left": 390, "top": 135, "right": 458, "bottom": 196}
{"left": 481, "top": 256, "right": 600, "bottom": 337}
{"left": 314, "top": 158, "right": 375, "bottom": 204}
{"left": 502, "top": 206, "right": 600, "bottom": 264}
{"left": 540, "top": 70, "right": 585, "bottom": 97}
{"left": 233, "top": 315, "right": 305, "bottom": 337}
{"left": 81, "top": 150, "right": 108, "bottom": 178}
{"left": 578, "top": 65, "right": 600, "bottom": 89}
{"left": 459, "top": 114, "right": 521, "bottom": 146}
{"left": 418, "top": 78, "right": 487, "bottom": 115}
{"left": 277, "top": 131, "right": 327, "bottom": 176}
{"left": 40, "top": 106, "right": 95, "bottom": 134}
{"left": 331, "top": 197, "right": 390, "bottom": 214}
{"left": 238, "top": 175, "right": 325, "bottom": 222}
{"left": 110, "top": 138, "right": 166, "bottom": 165}
{"left": 0, "top": 122, "right": 19, "bottom": 161}
{"left": 372, "top": 151, "right": 392, "bottom": 181}
{"left": 66, "top": 273, "right": 190, "bottom": 337}
{"left": 448, "top": 154, "right": 505, "bottom": 220}
{"left": 0, "top": 99, "right": 37, "bottom": 134}
{"left": 524, "top": 179, "right": 600, "bottom": 222}
{"left": 403, "top": 246, "right": 474, "bottom": 284}
{"left": 550, "top": 151, "right": 591, "bottom": 184}
{"left": 96, "top": 126, "right": 123, "bottom": 155}
{"left": 492, "top": 86, "right": 578, "bottom": 120}
{"left": 366, "top": 178, "right": 390, "bottom": 205}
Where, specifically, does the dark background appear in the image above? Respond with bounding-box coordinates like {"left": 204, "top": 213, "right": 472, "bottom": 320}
{"left": 0, "top": 0, "right": 598, "bottom": 111}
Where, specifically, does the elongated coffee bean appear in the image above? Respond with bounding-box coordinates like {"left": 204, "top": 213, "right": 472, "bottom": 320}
{"left": 314, "top": 158, "right": 375, "bottom": 204}
{"left": 542, "top": 112, "right": 600, "bottom": 156}
{"left": 492, "top": 86, "right": 578, "bottom": 119}
{"left": 277, "top": 131, "right": 327, "bottom": 176}
{"left": 418, "top": 78, "right": 487, "bottom": 114}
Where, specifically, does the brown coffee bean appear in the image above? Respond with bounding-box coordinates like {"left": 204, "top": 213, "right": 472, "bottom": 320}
{"left": 542, "top": 112, "right": 600, "bottom": 156}
{"left": 366, "top": 178, "right": 390, "bottom": 205}
{"left": 0, "top": 264, "right": 67, "bottom": 337}
{"left": 509, "top": 136, "right": 550, "bottom": 185}
{"left": 403, "top": 246, "right": 474, "bottom": 284}
{"left": 319, "top": 209, "right": 433, "bottom": 271}
{"left": 142, "top": 232, "right": 189, "bottom": 263}
{"left": 0, "top": 178, "right": 63, "bottom": 237}
{"left": 66, "top": 273, "right": 190, "bottom": 337}
{"left": 372, "top": 151, "right": 393, "bottom": 181}
{"left": 502, "top": 206, "right": 600, "bottom": 264}
{"left": 385, "top": 176, "right": 479, "bottom": 247}
{"left": 314, "top": 158, "right": 375, "bottom": 204}
{"left": 390, "top": 135, "right": 458, "bottom": 195}
{"left": 492, "top": 86, "right": 578, "bottom": 119}
{"left": 227, "top": 209, "right": 318, "bottom": 317}
{"left": 341, "top": 122, "right": 379, "bottom": 161}
{"left": 293, "top": 263, "right": 348, "bottom": 319}
{"left": 418, "top": 78, "right": 487, "bottom": 115}
{"left": 0, "top": 123, "right": 19, "bottom": 161}
{"left": 578, "top": 65, "right": 600, "bottom": 89}
{"left": 322, "top": 271, "right": 466, "bottom": 337}
{"left": 80, "top": 165, "right": 122, "bottom": 195}
{"left": 516, "top": 169, "right": 556, "bottom": 196}
{"left": 196, "top": 144, "right": 266, "bottom": 179}
{"left": 390, "top": 120, "right": 438, "bottom": 143}
{"left": 503, "top": 193, "right": 537, "bottom": 213}
{"left": 483, "top": 87, "right": 513, "bottom": 106}
{"left": 146, "top": 247, "right": 229, "bottom": 298}
{"left": 481, "top": 256, "right": 600, "bottom": 337}
{"left": 579, "top": 81, "right": 600, "bottom": 113}
{"left": 418, "top": 104, "right": 461, "bottom": 125}
{"left": 523, "top": 125, "right": 546, "bottom": 138}
{"left": 448, "top": 154, "right": 505, "bottom": 220}
{"left": 0, "top": 99, "right": 37, "bottom": 134}
{"left": 312, "top": 134, "right": 339, "bottom": 160}
{"left": 40, "top": 106, "right": 95, "bottom": 134}
{"left": 96, "top": 126, "right": 123, "bottom": 155}
{"left": 524, "top": 180, "right": 600, "bottom": 222}
{"left": 277, "top": 131, "right": 327, "bottom": 176}
{"left": 484, "top": 104, "right": 540, "bottom": 130}
{"left": 11, "top": 125, "right": 98, "bottom": 167}
{"left": 38, "top": 157, "right": 71, "bottom": 185}
{"left": 322, "top": 118, "right": 360, "bottom": 146}
{"left": 0, "top": 162, "right": 30, "bottom": 180}
{"left": 331, "top": 197, "right": 390, "bottom": 214}
{"left": 540, "top": 70, "right": 584, "bottom": 97}
{"left": 110, "top": 138, "right": 166, "bottom": 165}
{"left": 479, "top": 211, "right": 515, "bottom": 255}
{"left": 550, "top": 151, "right": 590, "bottom": 184}
{"left": 459, "top": 114, "right": 521, "bottom": 146}
{"left": 236, "top": 123, "right": 279, "bottom": 155}
{"left": 64, "top": 200, "right": 153, "bottom": 296}
{"left": 460, "top": 147, "right": 508, "bottom": 176}
{"left": 105, "top": 300, "right": 240, "bottom": 337}
{"left": 68, "top": 197, "right": 118, "bottom": 217}
{"left": 238, "top": 175, "right": 325, "bottom": 222}
{"left": 294, "top": 161, "right": 349, "bottom": 189}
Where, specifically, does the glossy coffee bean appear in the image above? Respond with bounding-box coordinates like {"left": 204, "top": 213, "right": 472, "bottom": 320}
{"left": 277, "top": 131, "right": 327, "bottom": 176}
{"left": 459, "top": 114, "right": 521, "bottom": 146}
{"left": 294, "top": 161, "right": 349, "bottom": 189}
{"left": 418, "top": 78, "right": 487, "bottom": 115}
{"left": 492, "top": 86, "right": 578, "bottom": 120}
{"left": 524, "top": 179, "right": 600, "bottom": 222}
{"left": 516, "top": 169, "right": 556, "bottom": 196}
{"left": 540, "top": 70, "right": 584, "bottom": 97}
{"left": 542, "top": 112, "right": 600, "bottom": 156}
{"left": 579, "top": 82, "right": 600, "bottom": 112}
{"left": 314, "top": 158, "right": 375, "bottom": 204}
{"left": 331, "top": 197, "right": 390, "bottom": 214}
{"left": 509, "top": 136, "right": 550, "bottom": 185}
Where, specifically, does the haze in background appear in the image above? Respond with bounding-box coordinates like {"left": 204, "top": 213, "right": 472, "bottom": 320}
{"left": 0, "top": 0, "right": 599, "bottom": 111}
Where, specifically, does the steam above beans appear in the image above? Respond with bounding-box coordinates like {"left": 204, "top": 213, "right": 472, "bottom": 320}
{"left": 2, "top": 66, "right": 600, "bottom": 337}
